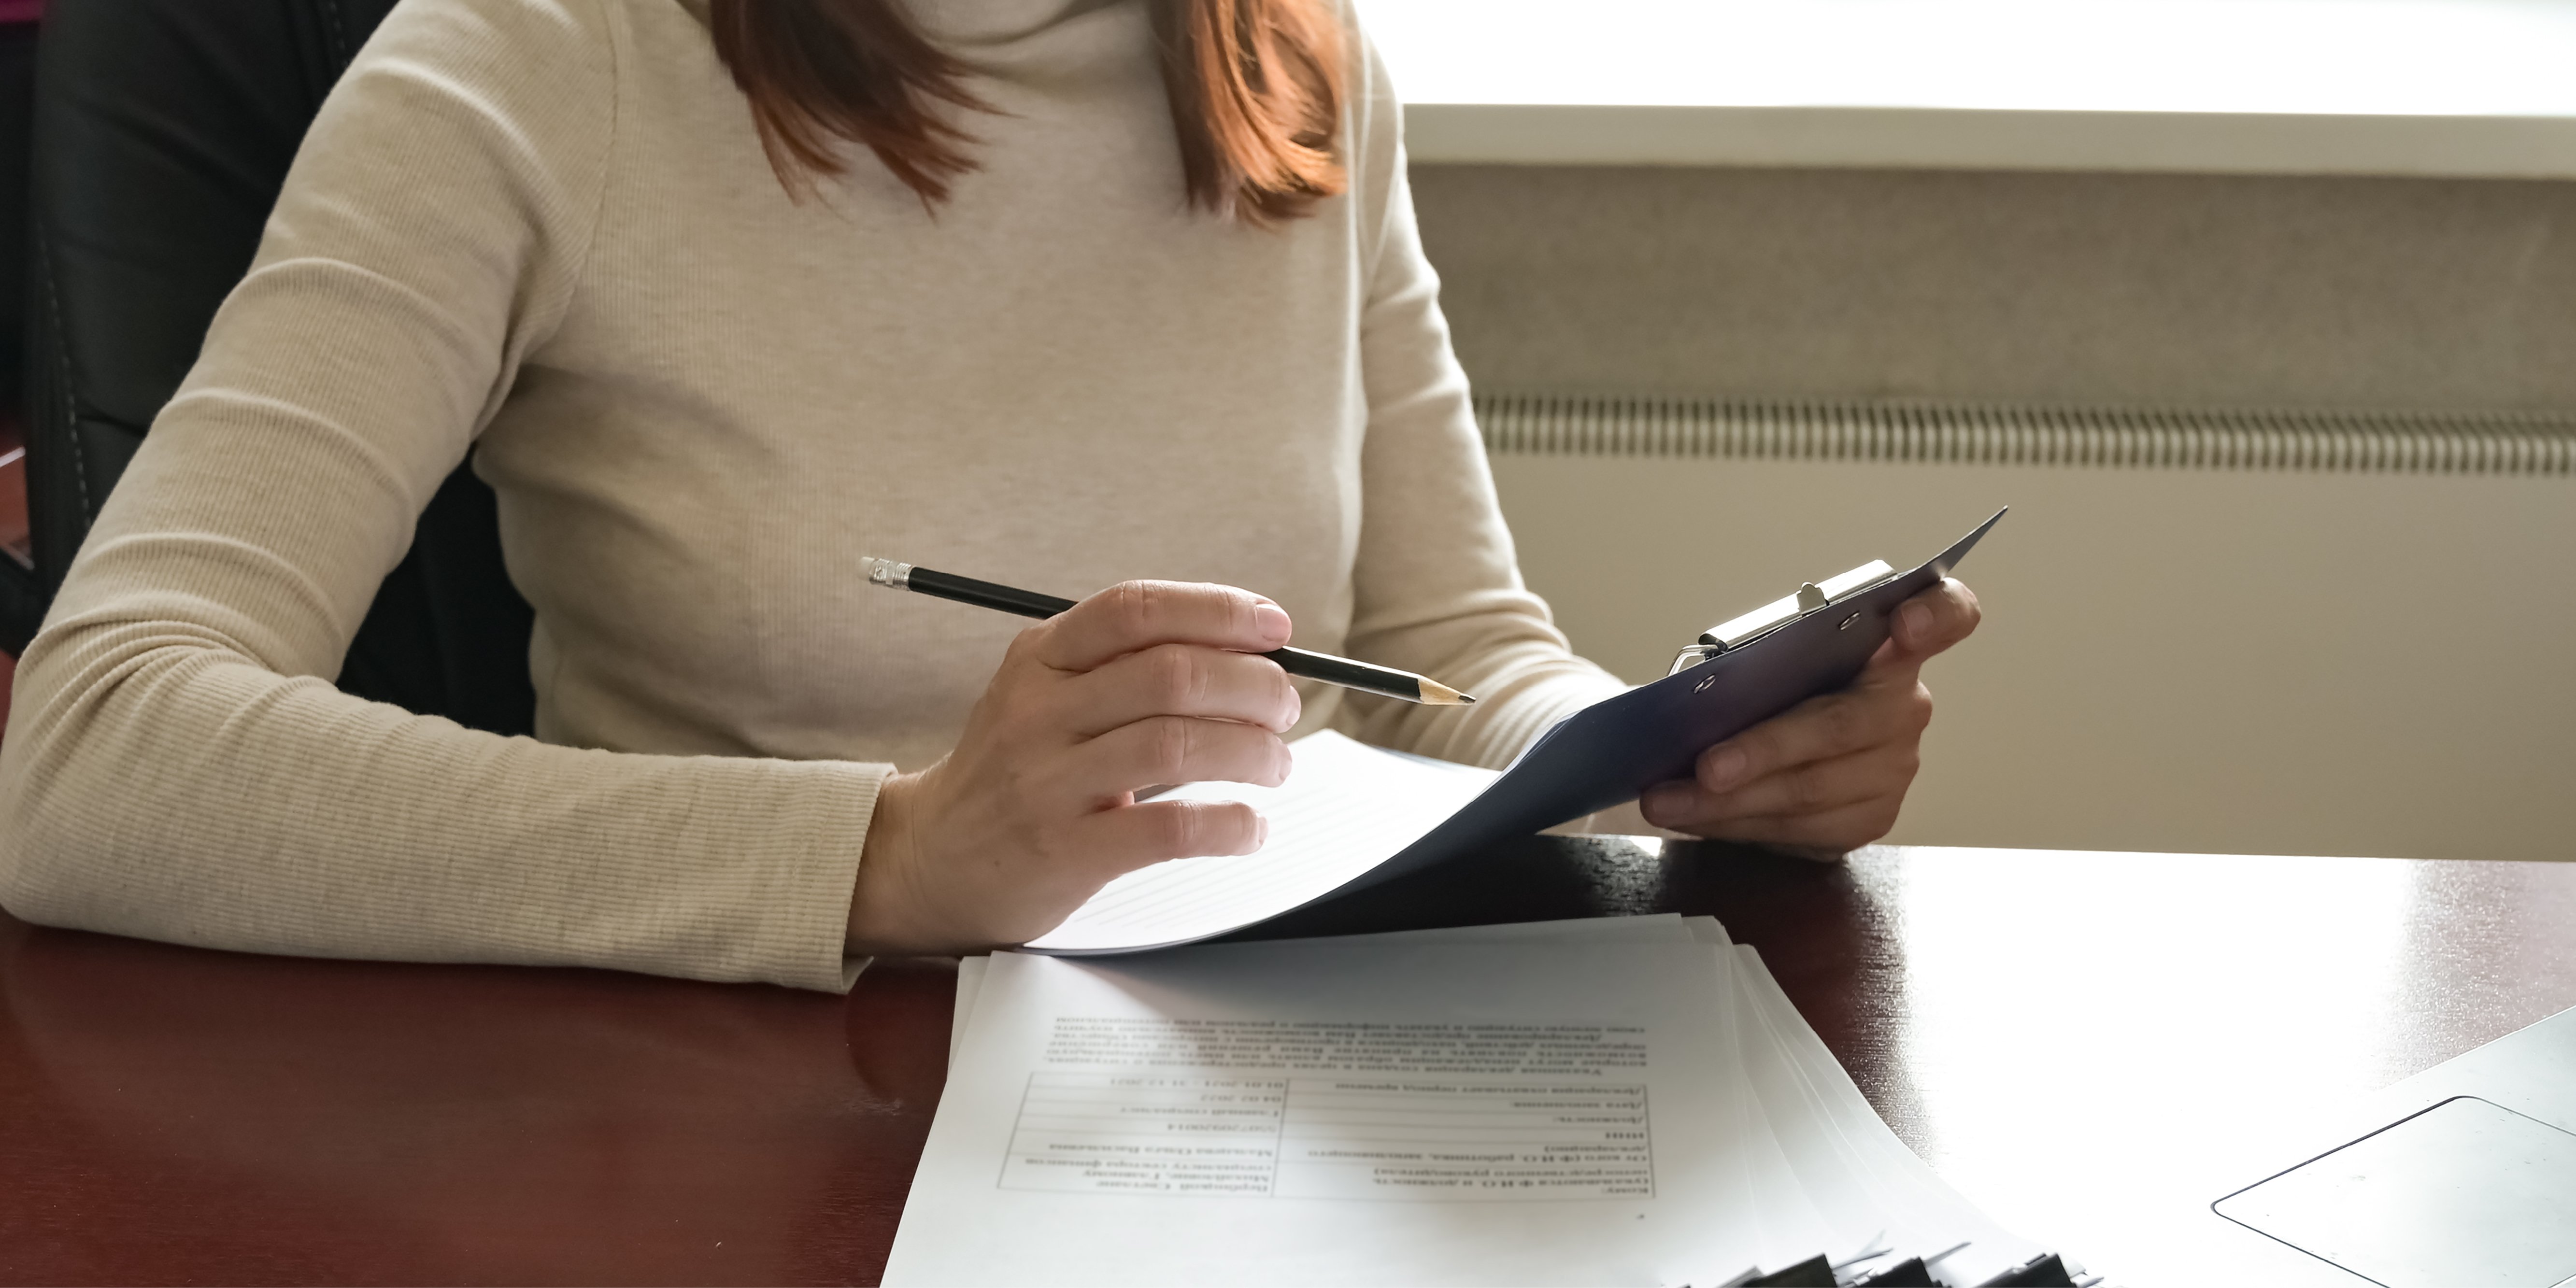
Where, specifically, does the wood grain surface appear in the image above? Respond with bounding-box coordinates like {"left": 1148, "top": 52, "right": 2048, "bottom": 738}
{"left": 3, "top": 839, "right": 2571, "bottom": 1286}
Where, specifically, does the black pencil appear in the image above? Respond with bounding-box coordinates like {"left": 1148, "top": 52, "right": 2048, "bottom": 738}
{"left": 860, "top": 558, "right": 1476, "bottom": 706}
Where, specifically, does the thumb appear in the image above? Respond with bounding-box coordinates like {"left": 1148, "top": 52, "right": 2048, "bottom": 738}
{"left": 1889, "top": 578, "right": 1981, "bottom": 660}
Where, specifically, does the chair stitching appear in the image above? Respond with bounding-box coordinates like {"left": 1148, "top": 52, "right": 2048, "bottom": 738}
{"left": 318, "top": 0, "right": 349, "bottom": 69}
{"left": 34, "top": 225, "right": 93, "bottom": 521}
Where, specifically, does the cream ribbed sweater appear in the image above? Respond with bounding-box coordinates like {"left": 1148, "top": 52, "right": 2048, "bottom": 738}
{"left": 0, "top": 0, "right": 1622, "bottom": 990}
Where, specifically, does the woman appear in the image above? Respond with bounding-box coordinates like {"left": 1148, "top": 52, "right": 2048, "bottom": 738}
{"left": 0, "top": 0, "right": 1977, "bottom": 989}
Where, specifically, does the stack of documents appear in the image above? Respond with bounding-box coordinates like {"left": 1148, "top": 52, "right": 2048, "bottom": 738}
{"left": 889, "top": 915, "right": 2099, "bottom": 1287}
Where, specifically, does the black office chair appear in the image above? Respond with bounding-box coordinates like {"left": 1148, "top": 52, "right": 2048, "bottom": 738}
{"left": 0, "top": 12, "right": 43, "bottom": 651}
{"left": 18, "top": 0, "right": 536, "bottom": 732}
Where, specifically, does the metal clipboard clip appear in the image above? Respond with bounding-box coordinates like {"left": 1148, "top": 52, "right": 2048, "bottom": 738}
{"left": 1667, "top": 559, "right": 1900, "bottom": 676}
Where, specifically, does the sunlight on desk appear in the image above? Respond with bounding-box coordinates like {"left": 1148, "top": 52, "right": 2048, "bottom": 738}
{"left": 1890, "top": 849, "right": 2432, "bottom": 1284}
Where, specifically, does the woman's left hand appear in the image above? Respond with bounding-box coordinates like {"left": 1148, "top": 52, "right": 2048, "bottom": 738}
{"left": 1637, "top": 578, "right": 1983, "bottom": 855}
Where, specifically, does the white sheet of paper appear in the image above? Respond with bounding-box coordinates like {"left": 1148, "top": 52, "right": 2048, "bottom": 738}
{"left": 1728, "top": 945, "right": 2052, "bottom": 1284}
{"left": 1210, "top": 912, "right": 1698, "bottom": 951}
{"left": 952, "top": 954, "right": 992, "bottom": 1064}
{"left": 955, "top": 917, "right": 1703, "bottom": 1065}
{"left": 1023, "top": 732, "right": 1499, "bottom": 953}
{"left": 939, "top": 915, "right": 2058, "bottom": 1284}
{"left": 895, "top": 941, "right": 1765, "bottom": 1287}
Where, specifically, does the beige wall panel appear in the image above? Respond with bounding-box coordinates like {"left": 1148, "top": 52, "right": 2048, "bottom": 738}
{"left": 1489, "top": 454, "right": 2576, "bottom": 863}
{"left": 1415, "top": 165, "right": 2576, "bottom": 411}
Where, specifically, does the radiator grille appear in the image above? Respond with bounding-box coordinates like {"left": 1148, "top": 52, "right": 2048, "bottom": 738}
{"left": 1474, "top": 394, "right": 2576, "bottom": 476}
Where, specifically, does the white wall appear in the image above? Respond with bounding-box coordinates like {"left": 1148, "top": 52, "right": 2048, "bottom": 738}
{"left": 1491, "top": 453, "right": 2576, "bottom": 862}
{"left": 1423, "top": 161, "right": 2576, "bottom": 861}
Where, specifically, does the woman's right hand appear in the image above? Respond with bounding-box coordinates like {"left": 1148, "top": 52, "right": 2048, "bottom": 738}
{"left": 844, "top": 581, "right": 1303, "bottom": 954}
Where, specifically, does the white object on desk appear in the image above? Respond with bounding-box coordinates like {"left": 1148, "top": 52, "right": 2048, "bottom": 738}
{"left": 2218, "top": 1096, "right": 2576, "bottom": 1287}
{"left": 2216, "top": 1005, "right": 2576, "bottom": 1286}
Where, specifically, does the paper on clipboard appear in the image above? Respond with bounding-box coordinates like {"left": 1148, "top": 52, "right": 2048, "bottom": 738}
{"left": 1021, "top": 510, "right": 2006, "bottom": 956}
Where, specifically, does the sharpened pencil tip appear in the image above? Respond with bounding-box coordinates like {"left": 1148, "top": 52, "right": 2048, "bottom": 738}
{"left": 1419, "top": 679, "right": 1476, "bottom": 706}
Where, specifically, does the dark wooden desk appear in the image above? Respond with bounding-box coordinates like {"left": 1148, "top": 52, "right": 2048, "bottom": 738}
{"left": 4, "top": 840, "right": 2573, "bottom": 1286}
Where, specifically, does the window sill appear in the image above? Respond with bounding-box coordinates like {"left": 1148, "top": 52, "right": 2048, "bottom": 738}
{"left": 1374, "top": 0, "right": 2576, "bottom": 179}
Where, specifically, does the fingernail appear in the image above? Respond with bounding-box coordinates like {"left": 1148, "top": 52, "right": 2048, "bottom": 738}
{"left": 1252, "top": 813, "right": 1271, "bottom": 850}
{"left": 1900, "top": 602, "right": 1932, "bottom": 643}
{"left": 1703, "top": 746, "right": 1749, "bottom": 791}
{"left": 1640, "top": 786, "right": 1684, "bottom": 824}
{"left": 1252, "top": 603, "right": 1292, "bottom": 644}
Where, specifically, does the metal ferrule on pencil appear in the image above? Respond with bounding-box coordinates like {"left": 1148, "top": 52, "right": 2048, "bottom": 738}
{"left": 862, "top": 558, "right": 915, "bottom": 591}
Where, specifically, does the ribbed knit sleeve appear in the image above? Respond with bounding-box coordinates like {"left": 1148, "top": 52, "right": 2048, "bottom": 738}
{"left": 0, "top": 0, "right": 880, "bottom": 990}
{"left": 1333, "top": 35, "right": 1628, "bottom": 770}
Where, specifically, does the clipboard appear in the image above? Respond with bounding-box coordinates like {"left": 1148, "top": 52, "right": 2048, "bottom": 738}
{"left": 1337, "top": 506, "right": 2007, "bottom": 895}
{"left": 1025, "top": 508, "right": 2006, "bottom": 954}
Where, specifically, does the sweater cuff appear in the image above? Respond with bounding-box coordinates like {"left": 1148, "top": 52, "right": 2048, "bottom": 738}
{"left": 745, "top": 758, "right": 889, "bottom": 993}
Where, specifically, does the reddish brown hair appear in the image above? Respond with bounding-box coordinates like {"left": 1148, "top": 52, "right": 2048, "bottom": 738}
{"left": 709, "top": 0, "right": 1347, "bottom": 222}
